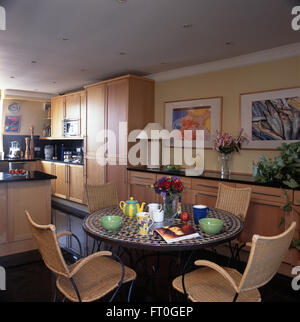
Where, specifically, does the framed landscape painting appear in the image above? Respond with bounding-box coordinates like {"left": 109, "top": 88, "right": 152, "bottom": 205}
{"left": 164, "top": 97, "right": 222, "bottom": 148}
{"left": 240, "top": 87, "right": 300, "bottom": 150}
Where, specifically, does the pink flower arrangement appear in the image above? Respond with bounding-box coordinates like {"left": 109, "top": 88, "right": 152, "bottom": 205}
{"left": 214, "top": 129, "right": 248, "bottom": 155}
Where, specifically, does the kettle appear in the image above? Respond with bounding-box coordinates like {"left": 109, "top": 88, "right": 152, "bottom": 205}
{"left": 119, "top": 197, "right": 146, "bottom": 219}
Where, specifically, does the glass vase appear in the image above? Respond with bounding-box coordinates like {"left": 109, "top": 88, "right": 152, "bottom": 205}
{"left": 163, "top": 194, "right": 178, "bottom": 220}
{"left": 218, "top": 153, "right": 232, "bottom": 179}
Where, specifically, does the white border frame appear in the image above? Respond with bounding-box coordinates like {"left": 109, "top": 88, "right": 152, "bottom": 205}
{"left": 165, "top": 97, "right": 222, "bottom": 148}
{"left": 240, "top": 87, "right": 300, "bottom": 150}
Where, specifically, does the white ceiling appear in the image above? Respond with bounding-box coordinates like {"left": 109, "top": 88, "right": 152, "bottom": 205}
{"left": 0, "top": 0, "right": 299, "bottom": 95}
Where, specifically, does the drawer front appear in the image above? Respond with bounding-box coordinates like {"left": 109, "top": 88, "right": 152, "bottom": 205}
{"left": 294, "top": 191, "right": 300, "bottom": 205}
{"left": 192, "top": 178, "right": 234, "bottom": 194}
{"left": 236, "top": 184, "right": 292, "bottom": 205}
{"left": 156, "top": 174, "right": 192, "bottom": 189}
{"left": 128, "top": 171, "right": 157, "bottom": 185}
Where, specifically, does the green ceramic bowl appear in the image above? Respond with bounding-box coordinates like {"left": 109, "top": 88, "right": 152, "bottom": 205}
{"left": 199, "top": 218, "right": 223, "bottom": 235}
{"left": 100, "top": 216, "right": 123, "bottom": 232}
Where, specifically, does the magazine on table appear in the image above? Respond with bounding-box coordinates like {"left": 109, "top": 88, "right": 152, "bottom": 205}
{"left": 155, "top": 223, "right": 200, "bottom": 244}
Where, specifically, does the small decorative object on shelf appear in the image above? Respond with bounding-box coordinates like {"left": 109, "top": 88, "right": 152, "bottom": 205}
{"left": 213, "top": 129, "right": 248, "bottom": 178}
{"left": 151, "top": 176, "right": 184, "bottom": 220}
{"left": 29, "top": 126, "right": 35, "bottom": 159}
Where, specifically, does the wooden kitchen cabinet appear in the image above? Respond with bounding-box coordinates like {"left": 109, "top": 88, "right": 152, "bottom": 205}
{"left": 54, "top": 163, "right": 68, "bottom": 199}
{"left": 68, "top": 164, "right": 84, "bottom": 204}
{"left": 41, "top": 161, "right": 56, "bottom": 194}
{"left": 51, "top": 96, "right": 65, "bottom": 138}
{"left": 0, "top": 184, "right": 8, "bottom": 245}
{"left": 65, "top": 92, "right": 81, "bottom": 120}
{"left": 128, "top": 171, "right": 158, "bottom": 203}
{"left": 84, "top": 75, "right": 155, "bottom": 203}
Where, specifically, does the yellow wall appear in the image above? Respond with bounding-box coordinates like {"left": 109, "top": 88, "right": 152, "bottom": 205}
{"left": 2, "top": 99, "right": 47, "bottom": 136}
{"left": 154, "top": 56, "right": 300, "bottom": 174}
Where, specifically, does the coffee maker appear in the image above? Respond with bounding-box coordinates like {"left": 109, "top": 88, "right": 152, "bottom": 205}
{"left": 8, "top": 141, "right": 21, "bottom": 159}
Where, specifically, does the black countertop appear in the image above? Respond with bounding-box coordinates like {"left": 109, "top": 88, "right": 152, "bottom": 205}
{"left": 127, "top": 166, "right": 299, "bottom": 191}
{"left": 0, "top": 158, "right": 84, "bottom": 166}
{"left": 0, "top": 171, "right": 57, "bottom": 183}
{"left": 0, "top": 158, "right": 41, "bottom": 162}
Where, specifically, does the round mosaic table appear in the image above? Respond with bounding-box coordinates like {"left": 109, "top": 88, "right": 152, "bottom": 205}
{"left": 83, "top": 204, "right": 243, "bottom": 252}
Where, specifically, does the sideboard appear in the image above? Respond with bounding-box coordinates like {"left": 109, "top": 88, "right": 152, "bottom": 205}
{"left": 127, "top": 167, "right": 300, "bottom": 268}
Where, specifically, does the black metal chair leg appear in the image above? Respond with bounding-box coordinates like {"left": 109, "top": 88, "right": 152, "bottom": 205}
{"left": 127, "top": 279, "right": 135, "bottom": 302}
{"left": 70, "top": 277, "right": 82, "bottom": 302}
{"left": 51, "top": 272, "right": 57, "bottom": 302}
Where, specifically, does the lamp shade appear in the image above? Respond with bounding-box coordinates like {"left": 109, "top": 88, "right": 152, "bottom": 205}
{"left": 136, "top": 122, "right": 163, "bottom": 139}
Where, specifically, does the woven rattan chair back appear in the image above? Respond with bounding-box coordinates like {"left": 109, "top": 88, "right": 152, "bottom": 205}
{"left": 85, "top": 181, "right": 119, "bottom": 213}
{"left": 238, "top": 222, "right": 296, "bottom": 293}
{"left": 25, "top": 211, "right": 70, "bottom": 278}
{"left": 215, "top": 183, "right": 251, "bottom": 221}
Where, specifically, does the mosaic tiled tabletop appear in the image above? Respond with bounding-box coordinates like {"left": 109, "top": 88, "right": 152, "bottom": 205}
{"left": 83, "top": 204, "right": 243, "bottom": 251}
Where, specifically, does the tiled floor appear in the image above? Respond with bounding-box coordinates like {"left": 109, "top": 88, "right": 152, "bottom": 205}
{"left": 0, "top": 248, "right": 299, "bottom": 302}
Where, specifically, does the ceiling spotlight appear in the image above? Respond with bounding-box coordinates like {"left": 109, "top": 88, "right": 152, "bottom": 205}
{"left": 160, "top": 62, "right": 168, "bottom": 65}
{"left": 53, "top": 81, "right": 56, "bottom": 84}
{"left": 31, "top": 60, "right": 37, "bottom": 64}
{"left": 10, "top": 76, "right": 15, "bottom": 79}
{"left": 119, "top": 52, "right": 126, "bottom": 56}
{"left": 182, "top": 24, "right": 193, "bottom": 28}
{"left": 225, "top": 41, "right": 234, "bottom": 45}
{"left": 80, "top": 69, "right": 87, "bottom": 72}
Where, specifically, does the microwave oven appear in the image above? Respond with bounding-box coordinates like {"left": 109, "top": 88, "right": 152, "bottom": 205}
{"left": 64, "top": 119, "right": 80, "bottom": 137}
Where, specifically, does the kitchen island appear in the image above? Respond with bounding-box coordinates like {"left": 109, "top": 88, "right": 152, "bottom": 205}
{"left": 0, "top": 171, "right": 56, "bottom": 256}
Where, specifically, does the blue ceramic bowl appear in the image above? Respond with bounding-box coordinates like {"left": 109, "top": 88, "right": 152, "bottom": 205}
{"left": 199, "top": 218, "right": 223, "bottom": 235}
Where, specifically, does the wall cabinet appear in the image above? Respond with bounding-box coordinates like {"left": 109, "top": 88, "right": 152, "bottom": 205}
{"left": 51, "top": 96, "right": 65, "bottom": 138}
{"left": 50, "top": 90, "right": 85, "bottom": 139}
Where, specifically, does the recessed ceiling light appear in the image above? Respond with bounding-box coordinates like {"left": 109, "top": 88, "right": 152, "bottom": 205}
{"left": 116, "top": 0, "right": 127, "bottom": 3}
{"left": 31, "top": 60, "right": 37, "bottom": 64}
{"left": 182, "top": 24, "right": 193, "bottom": 28}
{"left": 160, "top": 62, "right": 168, "bottom": 65}
{"left": 10, "top": 76, "right": 15, "bottom": 79}
{"left": 80, "top": 69, "right": 87, "bottom": 72}
{"left": 225, "top": 41, "right": 234, "bottom": 45}
{"left": 119, "top": 52, "right": 126, "bottom": 55}
{"left": 58, "top": 37, "right": 69, "bottom": 41}
{"left": 53, "top": 81, "right": 56, "bottom": 84}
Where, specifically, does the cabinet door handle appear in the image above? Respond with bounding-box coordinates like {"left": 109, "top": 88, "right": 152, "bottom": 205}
{"left": 195, "top": 183, "right": 217, "bottom": 189}
{"left": 132, "top": 175, "right": 153, "bottom": 180}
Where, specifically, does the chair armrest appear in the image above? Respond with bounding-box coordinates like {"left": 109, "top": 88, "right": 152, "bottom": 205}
{"left": 69, "top": 251, "right": 112, "bottom": 277}
{"left": 56, "top": 231, "right": 83, "bottom": 258}
{"left": 194, "top": 260, "right": 239, "bottom": 293}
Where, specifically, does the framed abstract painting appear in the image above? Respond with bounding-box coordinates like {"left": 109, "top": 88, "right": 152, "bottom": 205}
{"left": 164, "top": 97, "right": 222, "bottom": 148}
{"left": 5, "top": 115, "right": 21, "bottom": 133}
{"left": 240, "top": 87, "right": 300, "bottom": 150}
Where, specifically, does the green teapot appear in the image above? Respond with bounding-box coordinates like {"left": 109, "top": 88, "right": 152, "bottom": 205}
{"left": 119, "top": 197, "right": 146, "bottom": 219}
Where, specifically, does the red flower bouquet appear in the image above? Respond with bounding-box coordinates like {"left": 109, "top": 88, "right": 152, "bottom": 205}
{"left": 151, "top": 176, "right": 184, "bottom": 219}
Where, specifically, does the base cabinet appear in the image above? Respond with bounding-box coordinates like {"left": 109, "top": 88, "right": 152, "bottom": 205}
{"left": 41, "top": 161, "right": 84, "bottom": 204}
{"left": 127, "top": 170, "right": 300, "bottom": 268}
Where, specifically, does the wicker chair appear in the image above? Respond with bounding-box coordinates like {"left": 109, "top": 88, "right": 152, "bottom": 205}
{"left": 85, "top": 182, "right": 119, "bottom": 252}
{"left": 215, "top": 183, "right": 252, "bottom": 264}
{"left": 172, "top": 221, "right": 296, "bottom": 302}
{"left": 25, "top": 211, "right": 136, "bottom": 302}
{"left": 85, "top": 181, "right": 119, "bottom": 214}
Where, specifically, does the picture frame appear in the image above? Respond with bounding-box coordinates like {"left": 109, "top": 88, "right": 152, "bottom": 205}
{"left": 5, "top": 115, "right": 21, "bottom": 133}
{"left": 164, "top": 97, "right": 222, "bottom": 148}
{"left": 240, "top": 87, "right": 300, "bottom": 150}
